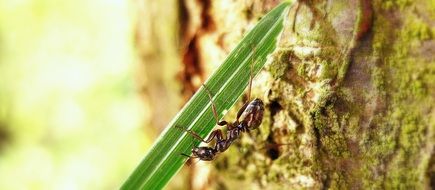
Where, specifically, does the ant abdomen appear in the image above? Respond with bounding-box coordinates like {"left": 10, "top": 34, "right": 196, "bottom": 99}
{"left": 239, "top": 98, "right": 264, "bottom": 130}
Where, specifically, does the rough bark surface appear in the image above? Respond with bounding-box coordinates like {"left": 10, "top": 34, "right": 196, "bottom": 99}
{"left": 178, "top": 0, "right": 435, "bottom": 189}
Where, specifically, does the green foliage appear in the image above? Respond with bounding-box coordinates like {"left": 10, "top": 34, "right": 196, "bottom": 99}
{"left": 121, "top": 2, "right": 291, "bottom": 189}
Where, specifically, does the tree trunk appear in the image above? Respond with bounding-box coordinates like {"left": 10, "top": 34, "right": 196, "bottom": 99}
{"left": 134, "top": 0, "right": 182, "bottom": 133}
{"left": 173, "top": 0, "right": 435, "bottom": 189}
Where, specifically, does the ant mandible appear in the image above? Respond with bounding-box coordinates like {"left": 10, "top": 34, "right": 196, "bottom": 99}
{"left": 177, "top": 50, "right": 264, "bottom": 161}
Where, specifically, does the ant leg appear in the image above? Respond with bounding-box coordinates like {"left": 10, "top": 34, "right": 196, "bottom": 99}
{"left": 218, "top": 120, "right": 235, "bottom": 130}
{"left": 175, "top": 125, "right": 208, "bottom": 142}
{"left": 203, "top": 129, "right": 224, "bottom": 143}
{"left": 176, "top": 125, "right": 223, "bottom": 143}
{"left": 202, "top": 84, "right": 221, "bottom": 125}
{"left": 247, "top": 44, "right": 256, "bottom": 102}
{"left": 202, "top": 84, "right": 230, "bottom": 127}
{"left": 235, "top": 44, "right": 256, "bottom": 122}
{"left": 246, "top": 44, "right": 256, "bottom": 102}
{"left": 236, "top": 102, "right": 249, "bottom": 122}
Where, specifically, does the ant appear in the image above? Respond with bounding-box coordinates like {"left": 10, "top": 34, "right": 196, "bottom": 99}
{"left": 177, "top": 51, "right": 264, "bottom": 161}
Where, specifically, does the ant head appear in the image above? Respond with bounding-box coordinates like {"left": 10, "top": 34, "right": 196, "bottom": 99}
{"left": 191, "top": 147, "right": 200, "bottom": 155}
{"left": 192, "top": 147, "right": 216, "bottom": 161}
{"left": 241, "top": 98, "right": 264, "bottom": 130}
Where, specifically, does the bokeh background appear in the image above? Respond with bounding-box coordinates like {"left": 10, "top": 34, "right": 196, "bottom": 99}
{"left": 0, "top": 0, "right": 170, "bottom": 189}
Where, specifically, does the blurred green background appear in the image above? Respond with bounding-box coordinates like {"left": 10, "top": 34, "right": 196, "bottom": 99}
{"left": 0, "top": 0, "right": 152, "bottom": 189}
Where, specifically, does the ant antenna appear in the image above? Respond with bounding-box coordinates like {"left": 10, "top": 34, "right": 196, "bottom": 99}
{"left": 181, "top": 152, "right": 192, "bottom": 158}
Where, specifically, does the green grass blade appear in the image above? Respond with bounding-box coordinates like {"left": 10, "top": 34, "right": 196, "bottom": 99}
{"left": 121, "top": 2, "right": 291, "bottom": 189}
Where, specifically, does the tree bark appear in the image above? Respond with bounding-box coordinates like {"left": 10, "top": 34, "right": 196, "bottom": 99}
{"left": 134, "top": 0, "right": 182, "bottom": 133}
{"left": 175, "top": 0, "right": 435, "bottom": 189}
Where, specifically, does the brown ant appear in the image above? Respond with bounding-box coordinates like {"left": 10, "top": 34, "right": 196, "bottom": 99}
{"left": 177, "top": 55, "right": 265, "bottom": 161}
